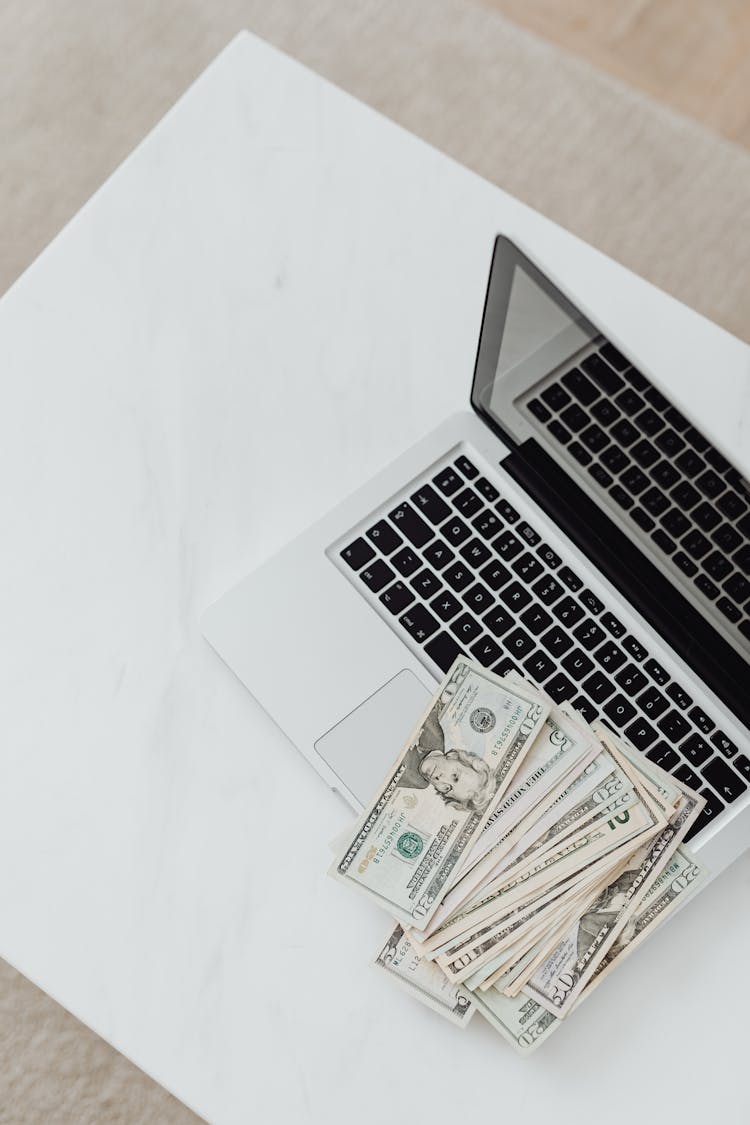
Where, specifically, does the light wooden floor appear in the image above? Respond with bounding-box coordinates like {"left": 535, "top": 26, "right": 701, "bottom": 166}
{"left": 484, "top": 0, "right": 750, "bottom": 149}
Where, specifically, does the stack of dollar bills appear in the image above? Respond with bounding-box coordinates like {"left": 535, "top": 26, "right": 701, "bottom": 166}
{"left": 329, "top": 658, "right": 707, "bottom": 1053}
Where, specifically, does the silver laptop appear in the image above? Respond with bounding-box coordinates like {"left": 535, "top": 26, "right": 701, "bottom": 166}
{"left": 202, "top": 235, "right": 750, "bottom": 884}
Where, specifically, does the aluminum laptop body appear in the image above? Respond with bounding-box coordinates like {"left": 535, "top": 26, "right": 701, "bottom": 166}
{"left": 202, "top": 236, "right": 750, "bottom": 884}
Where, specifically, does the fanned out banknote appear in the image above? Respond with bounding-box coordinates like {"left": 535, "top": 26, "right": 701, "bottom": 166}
{"left": 329, "top": 658, "right": 709, "bottom": 1054}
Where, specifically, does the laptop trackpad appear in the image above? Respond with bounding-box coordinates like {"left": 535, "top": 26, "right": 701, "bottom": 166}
{"left": 315, "top": 670, "right": 431, "bottom": 806}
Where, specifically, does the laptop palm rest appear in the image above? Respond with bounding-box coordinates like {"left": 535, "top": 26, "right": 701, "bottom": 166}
{"left": 315, "top": 669, "right": 431, "bottom": 807}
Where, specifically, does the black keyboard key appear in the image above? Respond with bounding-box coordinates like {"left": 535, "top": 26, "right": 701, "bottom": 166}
{"left": 360, "top": 559, "right": 395, "bottom": 592}
{"left": 712, "top": 730, "right": 738, "bottom": 759}
{"left": 615, "top": 387, "right": 645, "bottom": 416}
{"left": 454, "top": 487, "right": 483, "bottom": 518}
{"left": 460, "top": 537, "right": 491, "bottom": 567}
{"left": 601, "top": 445, "right": 630, "bottom": 473}
{"left": 513, "top": 552, "right": 543, "bottom": 583}
{"left": 737, "top": 512, "right": 750, "bottom": 537}
{"left": 463, "top": 582, "right": 494, "bottom": 615}
{"left": 493, "top": 657, "right": 521, "bottom": 677}
{"left": 592, "top": 398, "right": 621, "bottom": 426}
{"left": 581, "top": 424, "right": 609, "bottom": 453}
{"left": 524, "top": 649, "right": 557, "bottom": 683}
{"left": 433, "top": 467, "right": 463, "bottom": 496}
{"left": 581, "top": 353, "right": 625, "bottom": 393}
{"left": 472, "top": 510, "right": 503, "bottom": 540}
{"left": 558, "top": 566, "right": 583, "bottom": 592}
{"left": 635, "top": 409, "right": 664, "bottom": 437}
{"left": 424, "top": 631, "right": 464, "bottom": 673}
{"left": 644, "top": 658, "right": 669, "bottom": 685}
{"left": 685, "top": 427, "right": 709, "bottom": 453}
{"left": 450, "top": 613, "right": 482, "bottom": 643}
{"left": 611, "top": 419, "right": 639, "bottom": 447}
{"left": 622, "top": 635, "right": 648, "bottom": 661}
{"left": 681, "top": 733, "right": 712, "bottom": 767}
{"left": 692, "top": 501, "right": 722, "bottom": 532}
{"left": 455, "top": 455, "right": 479, "bottom": 479}
{"left": 483, "top": 605, "right": 514, "bottom": 637}
{"left": 561, "top": 648, "right": 594, "bottom": 680}
{"left": 389, "top": 503, "right": 433, "bottom": 548}
{"left": 631, "top": 439, "right": 660, "bottom": 468}
{"left": 604, "top": 694, "right": 636, "bottom": 728}
{"left": 496, "top": 499, "right": 520, "bottom": 524}
{"left": 688, "top": 706, "right": 715, "bottom": 735}
{"left": 444, "top": 562, "right": 473, "bottom": 592}
{"left": 380, "top": 581, "right": 414, "bottom": 615}
{"left": 621, "top": 466, "right": 649, "bottom": 495}
{"left": 410, "top": 567, "right": 442, "bottom": 598}
{"left": 650, "top": 460, "right": 680, "bottom": 489}
{"left": 431, "top": 591, "right": 462, "bottom": 621}
{"left": 664, "top": 406, "right": 689, "bottom": 432}
{"left": 540, "top": 625, "right": 574, "bottom": 657}
{"left": 399, "top": 604, "right": 440, "bottom": 643}
{"left": 645, "top": 386, "right": 668, "bottom": 410}
{"left": 562, "top": 368, "right": 599, "bottom": 405}
{"left": 615, "top": 663, "right": 648, "bottom": 696}
{"left": 610, "top": 485, "right": 634, "bottom": 510}
{"left": 704, "top": 551, "right": 732, "bottom": 581}
{"left": 411, "top": 484, "right": 451, "bottom": 525}
{"left": 341, "top": 537, "right": 375, "bottom": 570}
{"left": 655, "top": 428, "right": 685, "bottom": 457}
{"left": 672, "top": 484, "right": 701, "bottom": 514}
{"left": 715, "top": 522, "right": 742, "bottom": 553}
{"left": 542, "top": 384, "right": 572, "bottom": 410}
{"left": 674, "top": 764, "right": 701, "bottom": 790}
{"left": 392, "top": 546, "right": 421, "bottom": 576}
{"left": 582, "top": 670, "right": 616, "bottom": 704}
{"left": 661, "top": 509, "right": 690, "bottom": 538}
{"left": 571, "top": 696, "right": 598, "bottom": 724}
{"left": 734, "top": 754, "right": 750, "bottom": 780}
{"left": 442, "top": 517, "right": 472, "bottom": 547}
{"left": 624, "top": 367, "right": 649, "bottom": 392}
{"left": 494, "top": 531, "right": 524, "bottom": 560}
{"left": 520, "top": 605, "right": 553, "bottom": 636}
{"left": 702, "top": 757, "right": 747, "bottom": 803}
{"left": 637, "top": 686, "right": 669, "bottom": 718}
{"left": 500, "top": 581, "right": 533, "bottom": 612}
{"left": 724, "top": 572, "right": 750, "bottom": 604}
{"left": 580, "top": 589, "right": 604, "bottom": 615}
{"left": 515, "top": 521, "right": 541, "bottom": 548}
{"left": 675, "top": 449, "right": 705, "bottom": 479}
{"left": 706, "top": 447, "right": 731, "bottom": 474}
{"left": 739, "top": 618, "right": 750, "bottom": 641}
{"left": 366, "top": 519, "right": 403, "bottom": 554}
{"left": 589, "top": 464, "right": 613, "bottom": 488}
{"left": 504, "top": 626, "right": 536, "bottom": 660}
{"left": 599, "top": 343, "right": 629, "bottom": 372}
{"left": 545, "top": 673, "right": 577, "bottom": 703}
{"left": 657, "top": 709, "right": 691, "bottom": 743}
{"left": 666, "top": 683, "right": 692, "bottom": 710}
{"left": 734, "top": 545, "right": 750, "bottom": 576}
{"left": 594, "top": 640, "right": 627, "bottom": 673}
{"left": 561, "top": 403, "right": 589, "bottom": 433}
{"left": 471, "top": 635, "right": 504, "bottom": 667}
{"left": 641, "top": 487, "right": 670, "bottom": 517}
{"left": 534, "top": 575, "right": 565, "bottom": 605}
{"left": 476, "top": 477, "right": 500, "bottom": 503}
{"left": 696, "top": 469, "right": 725, "bottom": 500}
{"left": 673, "top": 552, "right": 697, "bottom": 577}
{"left": 423, "top": 539, "right": 455, "bottom": 570}
{"left": 480, "top": 560, "right": 512, "bottom": 591}
{"left": 537, "top": 544, "right": 562, "bottom": 569}
{"left": 682, "top": 529, "right": 712, "bottom": 560}
{"left": 624, "top": 717, "right": 658, "bottom": 749}
{"left": 718, "top": 489, "right": 747, "bottom": 520}
{"left": 652, "top": 529, "right": 676, "bottom": 555}
{"left": 570, "top": 442, "right": 593, "bottom": 467}
{"left": 573, "top": 619, "right": 606, "bottom": 651}
{"left": 601, "top": 612, "right": 626, "bottom": 638}
{"left": 549, "top": 420, "right": 572, "bottom": 446}
{"left": 537, "top": 368, "right": 563, "bottom": 415}
{"left": 554, "top": 595, "right": 585, "bottom": 627}
{"left": 717, "top": 597, "right": 741, "bottom": 623}
{"left": 647, "top": 742, "right": 679, "bottom": 771}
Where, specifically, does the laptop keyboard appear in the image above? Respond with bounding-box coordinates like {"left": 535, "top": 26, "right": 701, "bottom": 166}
{"left": 523, "top": 342, "right": 750, "bottom": 646}
{"left": 337, "top": 452, "right": 749, "bottom": 843}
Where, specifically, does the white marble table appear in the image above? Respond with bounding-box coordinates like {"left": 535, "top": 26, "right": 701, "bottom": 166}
{"left": 1, "top": 31, "right": 749, "bottom": 1125}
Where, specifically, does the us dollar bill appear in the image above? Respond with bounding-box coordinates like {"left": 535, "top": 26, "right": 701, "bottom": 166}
{"left": 374, "top": 924, "right": 475, "bottom": 1027}
{"left": 472, "top": 987, "right": 560, "bottom": 1054}
{"left": 330, "top": 660, "right": 548, "bottom": 929}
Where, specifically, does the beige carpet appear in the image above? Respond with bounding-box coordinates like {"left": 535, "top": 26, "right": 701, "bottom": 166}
{"left": 1, "top": 1, "right": 748, "bottom": 1121}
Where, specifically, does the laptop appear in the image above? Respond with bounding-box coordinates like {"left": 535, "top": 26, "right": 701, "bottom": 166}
{"left": 202, "top": 235, "right": 750, "bottom": 884}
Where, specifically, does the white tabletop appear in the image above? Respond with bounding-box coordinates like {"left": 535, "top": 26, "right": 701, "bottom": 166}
{"left": 1, "top": 31, "right": 749, "bottom": 1125}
